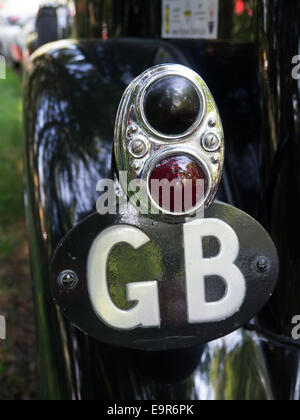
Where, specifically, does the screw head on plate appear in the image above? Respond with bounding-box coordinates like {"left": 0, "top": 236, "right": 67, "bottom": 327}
{"left": 203, "top": 132, "right": 221, "bottom": 152}
{"left": 58, "top": 270, "right": 79, "bottom": 290}
{"left": 255, "top": 257, "right": 270, "bottom": 274}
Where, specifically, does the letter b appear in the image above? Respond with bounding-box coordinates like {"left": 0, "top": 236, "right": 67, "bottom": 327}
{"left": 184, "top": 218, "right": 246, "bottom": 323}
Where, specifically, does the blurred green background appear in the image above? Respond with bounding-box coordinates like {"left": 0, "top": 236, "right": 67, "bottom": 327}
{"left": 0, "top": 67, "right": 38, "bottom": 400}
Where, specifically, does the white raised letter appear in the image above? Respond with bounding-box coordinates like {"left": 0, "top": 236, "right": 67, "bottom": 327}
{"left": 87, "top": 225, "right": 160, "bottom": 330}
{"left": 184, "top": 218, "right": 246, "bottom": 323}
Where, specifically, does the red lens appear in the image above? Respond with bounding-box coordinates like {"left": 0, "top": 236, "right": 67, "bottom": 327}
{"left": 149, "top": 155, "right": 207, "bottom": 213}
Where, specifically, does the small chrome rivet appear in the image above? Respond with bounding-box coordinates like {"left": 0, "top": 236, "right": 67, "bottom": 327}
{"left": 129, "top": 138, "right": 148, "bottom": 158}
{"left": 126, "top": 124, "right": 138, "bottom": 139}
{"left": 132, "top": 160, "right": 142, "bottom": 171}
{"left": 211, "top": 154, "right": 219, "bottom": 164}
{"left": 57, "top": 270, "right": 79, "bottom": 290}
{"left": 203, "top": 132, "right": 220, "bottom": 152}
{"left": 254, "top": 257, "right": 270, "bottom": 274}
{"left": 208, "top": 119, "right": 217, "bottom": 128}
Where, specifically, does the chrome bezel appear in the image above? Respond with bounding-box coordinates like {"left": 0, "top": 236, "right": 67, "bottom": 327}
{"left": 114, "top": 64, "right": 225, "bottom": 223}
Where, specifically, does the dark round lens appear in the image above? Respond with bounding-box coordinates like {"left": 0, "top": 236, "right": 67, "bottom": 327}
{"left": 149, "top": 155, "right": 207, "bottom": 213}
{"left": 144, "top": 76, "right": 201, "bottom": 136}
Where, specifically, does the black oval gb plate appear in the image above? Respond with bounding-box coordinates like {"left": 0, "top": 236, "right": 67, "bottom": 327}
{"left": 51, "top": 202, "right": 278, "bottom": 351}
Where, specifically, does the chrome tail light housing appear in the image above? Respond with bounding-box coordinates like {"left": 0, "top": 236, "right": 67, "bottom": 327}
{"left": 114, "top": 64, "right": 224, "bottom": 222}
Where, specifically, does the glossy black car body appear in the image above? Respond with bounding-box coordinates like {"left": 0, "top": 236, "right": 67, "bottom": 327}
{"left": 23, "top": 0, "right": 300, "bottom": 400}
